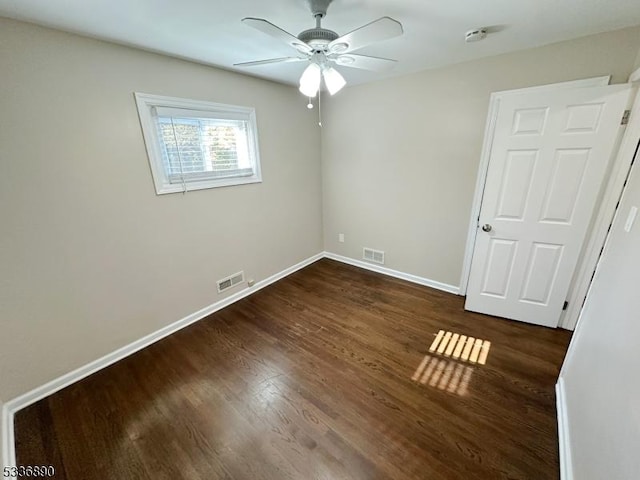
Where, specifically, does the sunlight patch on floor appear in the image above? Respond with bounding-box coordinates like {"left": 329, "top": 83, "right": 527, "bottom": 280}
{"left": 411, "top": 330, "right": 492, "bottom": 395}
{"left": 429, "top": 330, "right": 491, "bottom": 364}
{"left": 411, "top": 355, "right": 474, "bottom": 395}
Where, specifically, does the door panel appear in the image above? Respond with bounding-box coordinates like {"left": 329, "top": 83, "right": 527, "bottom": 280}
{"left": 496, "top": 150, "right": 538, "bottom": 220}
{"left": 564, "top": 103, "right": 603, "bottom": 133}
{"left": 519, "top": 242, "right": 563, "bottom": 305}
{"left": 465, "top": 84, "right": 631, "bottom": 327}
{"left": 539, "top": 148, "right": 590, "bottom": 223}
{"left": 512, "top": 107, "right": 549, "bottom": 135}
{"left": 481, "top": 239, "right": 517, "bottom": 297}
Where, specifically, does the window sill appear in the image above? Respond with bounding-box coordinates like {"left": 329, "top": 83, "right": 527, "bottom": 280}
{"left": 154, "top": 175, "right": 262, "bottom": 195}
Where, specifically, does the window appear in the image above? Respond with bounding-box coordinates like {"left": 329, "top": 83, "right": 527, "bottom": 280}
{"left": 134, "top": 93, "right": 262, "bottom": 194}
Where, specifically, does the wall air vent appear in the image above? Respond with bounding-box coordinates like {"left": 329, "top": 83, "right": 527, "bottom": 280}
{"left": 363, "top": 247, "right": 385, "bottom": 265}
{"left": 217, "top": 271, "right": 245, "bottom": 293}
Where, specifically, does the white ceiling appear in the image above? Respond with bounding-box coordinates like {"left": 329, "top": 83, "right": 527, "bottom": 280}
{"left": 1, "top": 0, "right": 640, "bottom": 87}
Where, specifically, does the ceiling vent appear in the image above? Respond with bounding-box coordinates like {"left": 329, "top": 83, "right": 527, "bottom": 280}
{"left": 217, "top": 271, "right": 245, "bottom": 293}
{"left": 363, "top": 247, "right": 385, "bottom": 265}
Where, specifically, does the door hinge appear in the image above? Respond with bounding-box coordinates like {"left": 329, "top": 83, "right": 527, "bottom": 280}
{"left": 563, "top": 301, "right": 569, "bottom": 311}
{"left": 621, "top": 110, "right": 631, "bottom": 125}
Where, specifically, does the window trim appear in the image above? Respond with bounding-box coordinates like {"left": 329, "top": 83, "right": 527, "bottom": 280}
{"left": 134, "top": 92, "right": 262, "bottom": 195}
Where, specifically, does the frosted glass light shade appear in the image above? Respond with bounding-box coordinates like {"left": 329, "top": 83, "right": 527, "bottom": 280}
{"left": 299, "top": 63, "right": 322, "bottom": 97}
{"left": 323, "top": 67, "right": 346, "bottom": 95}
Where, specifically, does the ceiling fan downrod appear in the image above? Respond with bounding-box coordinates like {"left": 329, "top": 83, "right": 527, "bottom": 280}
{"left": 298, "top": 0, "right": 339, "bottom": 51}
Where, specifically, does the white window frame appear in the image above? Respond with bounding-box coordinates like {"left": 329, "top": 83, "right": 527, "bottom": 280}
{"left": 134, "top": 92, "right": 262, "bottom": 194}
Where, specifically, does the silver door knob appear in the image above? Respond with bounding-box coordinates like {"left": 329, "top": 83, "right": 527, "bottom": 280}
{"left": 482, "top": 224, "right": 492, "bottom": 232}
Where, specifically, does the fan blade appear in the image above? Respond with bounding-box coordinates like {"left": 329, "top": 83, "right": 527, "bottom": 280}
{"left": 332, "top": 53, "right": 397, "bottom": 72}
{"left": 242, "top": 17, "right": 313, "bottom": 55}
{"left": 329, "top": 17, "right": 403, "bottom": 54}
{"left": 234, "top": 57, "right": 307, "bottom": 67}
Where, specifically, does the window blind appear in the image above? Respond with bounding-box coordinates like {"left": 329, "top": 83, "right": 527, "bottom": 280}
{"left": 135, "top": 92, "right": 262, "bottom": 195}
{"left": 156, "top": 116, "right": 254, "bottom": 183}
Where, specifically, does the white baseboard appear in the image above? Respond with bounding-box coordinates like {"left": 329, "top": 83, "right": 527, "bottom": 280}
{"left": 323, "top": 252, "right": 461, "bottom": 295}
{"left": 1, "top": 403, "right": 11, "bottom": 469}
{"left": 1, "top": 252, "right": 324, "bottom": 469}
{"left": 556, "top": 377, "right": 573, "bottom": 480}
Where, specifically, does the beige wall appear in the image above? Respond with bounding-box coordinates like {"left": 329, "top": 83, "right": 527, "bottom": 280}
{"left": 322, "top": 26, "right": 640, "bottom": 287}
{"left": 634, "top": 43, "right": 640, "bottom": 71}
{"left": 0, "top": 18, "right": 323, "bottom": 403}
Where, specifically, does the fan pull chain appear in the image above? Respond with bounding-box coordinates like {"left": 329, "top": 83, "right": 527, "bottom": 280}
{"left": 307, "top": 97, "right": 314, "bottom": 109}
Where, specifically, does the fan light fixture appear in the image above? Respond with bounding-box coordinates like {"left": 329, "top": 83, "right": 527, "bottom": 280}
{"left": 299, "top": 59, "right": 346, "bottom": 97}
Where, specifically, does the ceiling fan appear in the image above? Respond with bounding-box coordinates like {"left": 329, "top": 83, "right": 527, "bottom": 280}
{"left": 234, "top": 0, "right": 403, "bottom": 97}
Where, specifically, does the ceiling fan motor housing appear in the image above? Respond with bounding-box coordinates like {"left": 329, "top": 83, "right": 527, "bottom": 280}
{"left": 298, "top": 28, "right": 339, "bottom": 51}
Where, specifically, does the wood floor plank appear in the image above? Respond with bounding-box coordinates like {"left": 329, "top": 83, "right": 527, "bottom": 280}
{"left": 15, "top": 259, "right": 570, "bottom": 479}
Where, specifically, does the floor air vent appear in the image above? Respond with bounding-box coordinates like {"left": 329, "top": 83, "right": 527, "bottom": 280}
{"left": 363, "top": 247, "right": 385, "bottom": 265}
{"left": 217, "top": 271, "right": 245, "bottom": 293}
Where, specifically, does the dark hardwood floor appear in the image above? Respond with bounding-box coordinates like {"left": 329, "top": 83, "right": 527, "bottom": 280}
{"left": 15, "top": 259, "right": 571, "bottom": 479}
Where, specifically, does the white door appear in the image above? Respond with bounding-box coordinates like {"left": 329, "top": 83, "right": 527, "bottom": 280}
{"left": 465, "top": 84, "right": 632, "bottom": 327}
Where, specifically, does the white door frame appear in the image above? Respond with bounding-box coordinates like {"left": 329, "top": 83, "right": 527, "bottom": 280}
{"left": 458, "top": 75, "right": 639, "bottom": 330}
